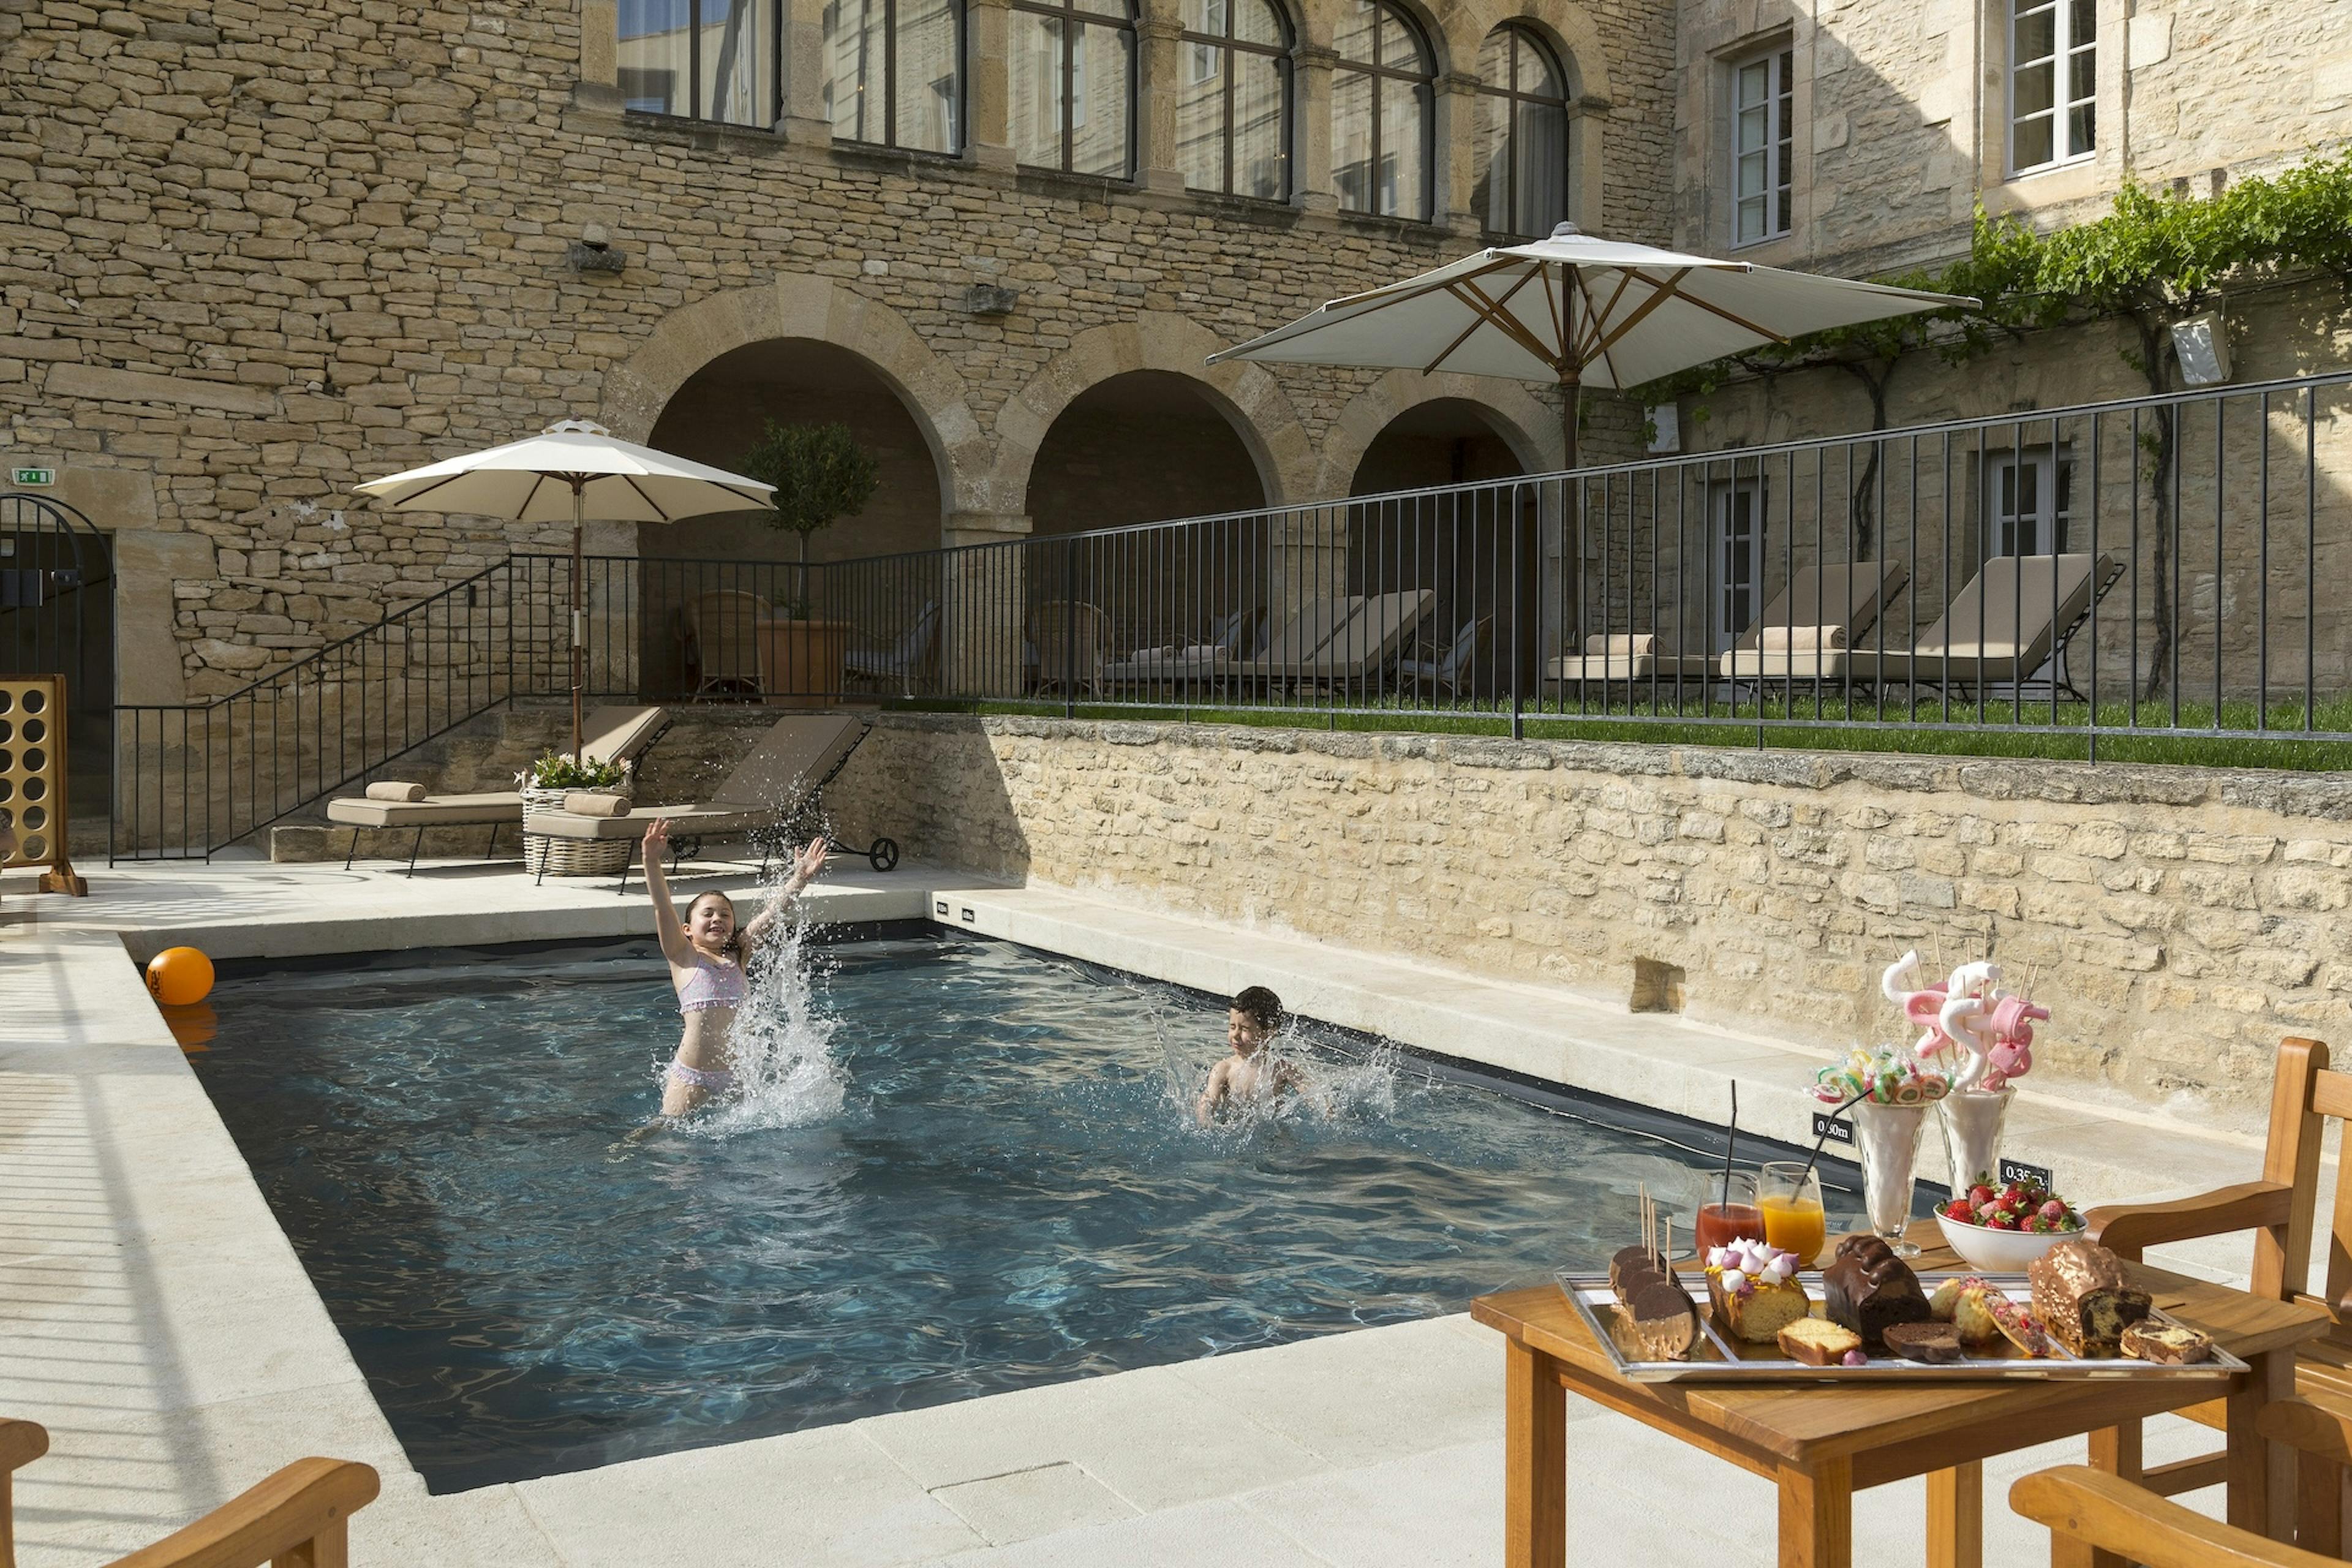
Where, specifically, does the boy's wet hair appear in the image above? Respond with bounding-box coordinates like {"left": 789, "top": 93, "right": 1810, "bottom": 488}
{"left": 1232, "top": 986, "right": 1284, "bottom": 1031}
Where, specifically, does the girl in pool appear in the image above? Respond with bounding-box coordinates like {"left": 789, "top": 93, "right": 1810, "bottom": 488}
{"left": 643, "top": 818, "right": 828, "bottom": 1116}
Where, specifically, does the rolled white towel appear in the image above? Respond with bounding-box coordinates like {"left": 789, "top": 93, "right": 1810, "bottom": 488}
{"left": 562, "top": 791, "right": 634, "bottom": 818}
{"left": 1583, "top": 633, "right": 1657, "bottom": 657}
{"left": 364, "top": 780, "right": 427, "bottom": 802}
{"left": 1757, "top": 624, "right": 1846, "bottom": 653}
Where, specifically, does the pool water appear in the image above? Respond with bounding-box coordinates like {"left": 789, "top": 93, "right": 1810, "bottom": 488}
{"left": 197, "top": 929, "right": 1866, "bottom": 1491}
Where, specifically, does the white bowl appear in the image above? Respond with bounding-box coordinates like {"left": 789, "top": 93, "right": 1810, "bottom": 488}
{"left": 1936, "top": 1213, "right": 2075, "bottom": 1272}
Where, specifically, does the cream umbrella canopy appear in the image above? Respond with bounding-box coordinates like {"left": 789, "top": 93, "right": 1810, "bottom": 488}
{"left": 355, "top": 418, "right": 775, "bottom": 761}
{"left": 1209, "top": 222, "right": 1977, "bottom": 628}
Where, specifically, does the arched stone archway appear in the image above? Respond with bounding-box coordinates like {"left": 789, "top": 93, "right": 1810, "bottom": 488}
{"left": 601, "top": 276, "right": 991, "bottom": 519}
{"left": 1422, "top": 0, "right": 1609, "bottom": 100}
{"left": 984, "top": 312, "right": 1317, "bottom": 516}
{"left": 1315, "top": 371, "right": 1558, "bottom": 496}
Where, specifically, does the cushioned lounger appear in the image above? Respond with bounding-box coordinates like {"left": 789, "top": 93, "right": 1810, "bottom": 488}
{"left": 1275, "top": 589, "right": 1433, "bottom": 689}
{"left": 1716, "top": 559, "right": 1910, "bottom": 683}
{"left": 324, "top": 704, "right": 671, "bottom": 873}
{"left": 1842, "top": 553, "right": 2121, "bottom": 694}
{"left": 523, "top": 712, "right": 873, "bottom": 891}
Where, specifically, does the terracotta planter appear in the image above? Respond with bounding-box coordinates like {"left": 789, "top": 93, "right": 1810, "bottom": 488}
{"left": 756, "top": 617, "right": 850, "bottom": 707}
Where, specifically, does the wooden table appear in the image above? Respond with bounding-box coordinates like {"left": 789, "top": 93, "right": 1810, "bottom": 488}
{"left": 1472, "top": 1223, "right": 2331, "bottom": 1568}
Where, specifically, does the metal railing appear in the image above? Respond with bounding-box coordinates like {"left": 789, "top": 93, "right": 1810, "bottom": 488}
{"left": 111, "top": 369, "right": 2352, "bottom": 856}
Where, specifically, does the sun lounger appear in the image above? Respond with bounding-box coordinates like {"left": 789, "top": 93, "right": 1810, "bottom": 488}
{"left": 1547, "top": 635, "right": 1717, "bottom": 687}
{"left": 844, "top": 600, "right": 939, "bottom": 695}
{"left": 1269, "top": 588, "right": 1433, "bottom": 690}
{"left": 1398, "top": 614, "right": 1491, "bottom": 700}
{"left": 523, "top": 712, "right": 894, "bottom": 891}
{"left": 1102, "top": 607, "right": 1261, "bottom": 687}
{"left": 325, "top": 704, "right": 672, "bottom": 875}
{"left": 1844, "top": 553, "right": 2123, "bottom": 697}
{"left": 1717, "top": 559, "right": 1910, "bottom": 684}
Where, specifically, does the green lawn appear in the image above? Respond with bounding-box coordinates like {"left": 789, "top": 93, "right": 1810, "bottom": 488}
{"left": 896, "top": 693, "right": 2352, "bottom": 771}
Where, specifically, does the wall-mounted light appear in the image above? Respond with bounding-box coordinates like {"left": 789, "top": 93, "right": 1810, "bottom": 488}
{"left": 565, "top": 222, "right": 627, "bottom": 275}
{"left": 2171, "top": 309, "right": 2231, "bottom": 386}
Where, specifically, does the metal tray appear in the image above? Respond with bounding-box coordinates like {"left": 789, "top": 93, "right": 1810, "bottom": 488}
{"left": 1557, "top": 1271, "right": 2249, "bottom": 1383}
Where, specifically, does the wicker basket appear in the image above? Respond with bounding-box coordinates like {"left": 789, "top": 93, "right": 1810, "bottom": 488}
{"left": 521, "top": 785, "right": 635, "bottom": 876}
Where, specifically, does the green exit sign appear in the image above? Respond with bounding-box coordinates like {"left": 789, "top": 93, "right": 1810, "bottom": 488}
{"left": 12, "top": 467, "right": 53, "bottom": 486}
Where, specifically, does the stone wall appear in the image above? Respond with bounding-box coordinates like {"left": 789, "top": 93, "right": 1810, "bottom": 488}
{"left": 829, "top": 710, "right": 2352, "bottom": 1129}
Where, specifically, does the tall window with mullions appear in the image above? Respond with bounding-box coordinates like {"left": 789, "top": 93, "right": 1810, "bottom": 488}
{"left": 823, "top": 0, "right": 965, "bottom": 153}
{"left": 1330, "top": 0, "right": 1431, "bottom": 221}
{"left": 618, "top": 0, "right": 780, "bottom": 128}
{"left": 1175, "top": 0, "right": 1292, "bottom": 200}
{"left": 1729, "top": 45, "right": 1792, "bottom": 246}
{"left": 1472, "top": 24, "right": 1569, "bottom": 240}
{"left": 2010, "top": 0, "right": 2095, "bottom": 172}
{"left": 1011, "top": 0, "right": 1136, "bottom": 176}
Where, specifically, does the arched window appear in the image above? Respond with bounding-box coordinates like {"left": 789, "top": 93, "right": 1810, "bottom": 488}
{"left": 1474, "top": 24, "right": 1569, "bottom": 239}
{"left": 823, "top": 0, "right": 965, "bottom": 153}
{"left": 1011, "top": 0, "right": 1136, "bottom": 175}
{"left": 1330, "top": 0, "right": 1431, "bottom": 221}
{"left": 1176, "top": 0, "right": 1292, "bottom": 200}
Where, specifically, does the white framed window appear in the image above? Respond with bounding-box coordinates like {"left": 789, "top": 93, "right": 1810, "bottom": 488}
{"left": 2009, "top": 0, "right": 2094, "bottom": 173}
{"left": 1730, "top": 47, "right": 1791, "bottom": 247}
{"left": 1986, "top": 447, "right": 2075, "bottom": 556}
{"left": 1710, "top": 479, "right": 1762, "bottom": 649}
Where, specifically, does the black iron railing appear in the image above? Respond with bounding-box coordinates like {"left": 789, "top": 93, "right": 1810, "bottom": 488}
{"left": 111, "top": 369, "right": 2352, "bottom": 858}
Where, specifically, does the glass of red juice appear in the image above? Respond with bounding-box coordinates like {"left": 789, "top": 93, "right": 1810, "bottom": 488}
{"left": 1693, "top": 1170, "right": 1764, "bottom": 1256}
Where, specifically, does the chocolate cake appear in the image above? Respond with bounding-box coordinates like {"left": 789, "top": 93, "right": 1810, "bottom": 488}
{"left": 2028, "top": 1241, "right": 2152, "bottom": 1359}
{"left": 2120, "top": 1321, "right": 2212, "bottom": 1365}
{"left": 1881, "top": 1321, "right": 1964, "bottom": 1363}
{"left": 1610, "top": 1245, "right": 1672, "bottom": 1297}
{"left": 1820, "top": 1234, "right": 1931, "bottom": 1346}
{"left": 1616, "top": 1279, "right": 1699, "bottom": 1360}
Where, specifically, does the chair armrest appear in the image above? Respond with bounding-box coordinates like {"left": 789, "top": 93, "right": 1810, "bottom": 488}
{"left": 2259, "top": 1393, "right": 2352, "bottom": 1466}
{"left": 2082, "top": 1181, "right": 2293, "bottom": 1262}
{"left": 2009, "top": 1464, "right": 2328, "bottom": 1568}
{"left": 0, "top": 1418, "right": 46, "bottom": 1476}
{"left": 107, "top": 1457, "right": 380, "bottom": 1568}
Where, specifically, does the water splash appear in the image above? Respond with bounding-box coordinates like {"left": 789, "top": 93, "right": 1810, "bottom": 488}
{"left": 693, "top": 896, "right": 847, "bottom": 1135}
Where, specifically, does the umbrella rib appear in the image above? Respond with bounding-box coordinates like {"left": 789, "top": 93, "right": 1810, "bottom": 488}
{"left": 1567, "top": 271, "right": 1621, "bottom": 383}
{"left": 1425, "top": 266, "right": 1548, "bottom": 374}
{"left": 1647, "top": 281, "right": 1792, "bottom": 344}
{"left": 1541, "top": 268, "right": 1566, "bottom": 364}
{"left": 1320, "top": 252, "right": 1520, "bottom": 317}
{"left": 518, "top": 472, "right": 554, "bottom": 519}
{"left": 1584, "top": 267, "right": 1698, "bottom": 364}
{"left": 620, "top": 473, "right": 674, "bottom": 521}
{"left": 1586, "top": 268, "right": 1640, "bottom": 355}
{"left": 1450, "top": 274, "right": 1566, "bottom": 372}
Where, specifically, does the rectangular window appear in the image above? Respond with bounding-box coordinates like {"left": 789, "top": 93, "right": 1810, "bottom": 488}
{"left": 2010, "top": 0, "right": 2094, "bottom": 172}
{"left": 618, "top": 0, "right": 775, "bottom": 126}
{"left": 1711, "top": 479, "right": 1762, "bottom": 648}
{"left": 1730, "top": 47, "right": 1792, "bottom": 247}
{"left": 1986, "top": 447, "right": 2075, "bottom": 556}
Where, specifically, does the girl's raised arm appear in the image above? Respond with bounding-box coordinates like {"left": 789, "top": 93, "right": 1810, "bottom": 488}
{"left": 642, "top": 820, "right": 693, "bottom": 966}
{"left": 742, "top": 836, "right": 828, "bottom": 949}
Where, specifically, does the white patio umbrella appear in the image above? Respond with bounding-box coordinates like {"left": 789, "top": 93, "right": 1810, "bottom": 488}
{"left": 1211, "top": 221, "right": 1978, "bottom": 473}
{"left": 355, "top": 418, "right": 774, "bottom": 760}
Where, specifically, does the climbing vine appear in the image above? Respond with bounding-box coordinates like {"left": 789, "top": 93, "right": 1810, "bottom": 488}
{"left": 1634, "top": 146, "right": 2352, "bottom": 698}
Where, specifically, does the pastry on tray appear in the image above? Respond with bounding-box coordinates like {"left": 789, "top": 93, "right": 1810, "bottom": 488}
{"left": 2120, "top": 1321, "right": 2213, "bottom": 1365}
{"left": 1703, "top": 1238, "right": 1811, "bottom": 1345}
{"left": 2029, "top": 1240, "right": 2152, "bottom": 1359}
{"left": 1610, "top": 1188, "right": 1698, "bottom": 1360}
{"left": 1778, "top": 1317, "right": 1863, "bottom": 1367}
{"left": 1881, "top": 1321, "right": 1965, "bottom": 1364}
{"left": 1929, "top": 1275, "right": 2006, "bottom": 1348}
{"left": 1821, "top": 1234, "right": 1932, "bottom": 1347}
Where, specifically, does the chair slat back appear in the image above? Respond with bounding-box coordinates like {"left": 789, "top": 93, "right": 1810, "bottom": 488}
{"left": 2252, "top": 1039, "right": 2340, "bottom": 1325}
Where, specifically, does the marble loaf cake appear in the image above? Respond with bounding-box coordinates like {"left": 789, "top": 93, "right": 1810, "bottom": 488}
{"left": 2028, "top": 1241, "right": 2152, "bottom": 1358}
{"left": 1820, "top": 1234, "right": 1932, "bottom": 1346}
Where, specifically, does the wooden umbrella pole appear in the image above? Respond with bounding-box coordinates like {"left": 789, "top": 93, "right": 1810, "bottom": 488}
{"left": 570, "top": 480, "right": 585, "bottom": 764}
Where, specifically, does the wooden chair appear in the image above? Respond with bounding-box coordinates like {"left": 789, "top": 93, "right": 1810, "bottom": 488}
{"left": 2082, "top": 1035, "right": 2352, "bottom": 1550}
{"left": 2011, "top": 1464, "right": 2339, "bottom": 1567}
{"left": 1, "top": 1417, "right": 378, "bottom": 1568}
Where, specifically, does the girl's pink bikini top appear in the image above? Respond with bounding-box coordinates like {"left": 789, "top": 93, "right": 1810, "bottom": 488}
{"left": 678, "top": 953, "right": 747, "bottom": 1014}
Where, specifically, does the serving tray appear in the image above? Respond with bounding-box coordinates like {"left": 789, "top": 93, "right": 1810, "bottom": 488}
{"left": 1556, "top": 1270, "right": 2249, "bottom": 1383}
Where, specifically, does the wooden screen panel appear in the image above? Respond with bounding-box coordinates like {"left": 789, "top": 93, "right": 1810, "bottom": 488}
{"left": 0, "top": 674, "right": 84, "bottom": 894}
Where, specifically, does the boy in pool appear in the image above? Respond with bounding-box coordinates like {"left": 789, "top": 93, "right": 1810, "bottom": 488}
{"left": 1194, "top": 985, "right": 1301, "bottom": 1125}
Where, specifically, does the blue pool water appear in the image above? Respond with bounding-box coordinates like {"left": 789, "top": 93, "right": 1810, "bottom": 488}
{"left": 196, "top": 929, "right": 1868, "bottom": 1491}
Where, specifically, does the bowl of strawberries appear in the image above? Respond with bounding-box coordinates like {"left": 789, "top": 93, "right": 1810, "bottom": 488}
{"left": 1935, "top": 1175, "right": 2087, "bottom": 1272}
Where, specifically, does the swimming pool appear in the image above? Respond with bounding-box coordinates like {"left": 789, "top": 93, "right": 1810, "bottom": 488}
{"left": 197, "top": 929, "right": 1872, "bottom": 1491}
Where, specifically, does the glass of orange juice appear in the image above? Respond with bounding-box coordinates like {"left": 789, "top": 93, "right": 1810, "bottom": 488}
{"left": 1758, "top": 1161, "right": 1828, "bottom": 1266}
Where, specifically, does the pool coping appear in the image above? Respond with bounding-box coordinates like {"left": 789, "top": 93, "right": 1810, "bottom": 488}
{"left": 0, "top": 854, "right": 2305, "bottom": 1566}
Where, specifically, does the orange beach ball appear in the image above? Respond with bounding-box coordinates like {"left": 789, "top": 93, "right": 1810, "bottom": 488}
{"left": 146, "top": 946, "right": 216, "bottom": 1008}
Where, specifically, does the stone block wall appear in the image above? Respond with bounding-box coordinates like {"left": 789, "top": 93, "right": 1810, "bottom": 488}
{"left": 829, "top": 710, "right": 2352, "bottom": 1129}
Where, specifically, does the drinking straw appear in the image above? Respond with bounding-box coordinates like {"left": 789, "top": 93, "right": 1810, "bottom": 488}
{"left": 1719, "top": 1082, "right": 1739, "bottom": 1213}
{"left": 1796, "top": 1085, "right": 1872, "bottom": 1191}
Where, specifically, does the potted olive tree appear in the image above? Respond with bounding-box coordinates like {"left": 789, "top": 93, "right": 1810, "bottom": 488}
{"left": 738, "top": 421, "right": 879, "bottom": 706}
